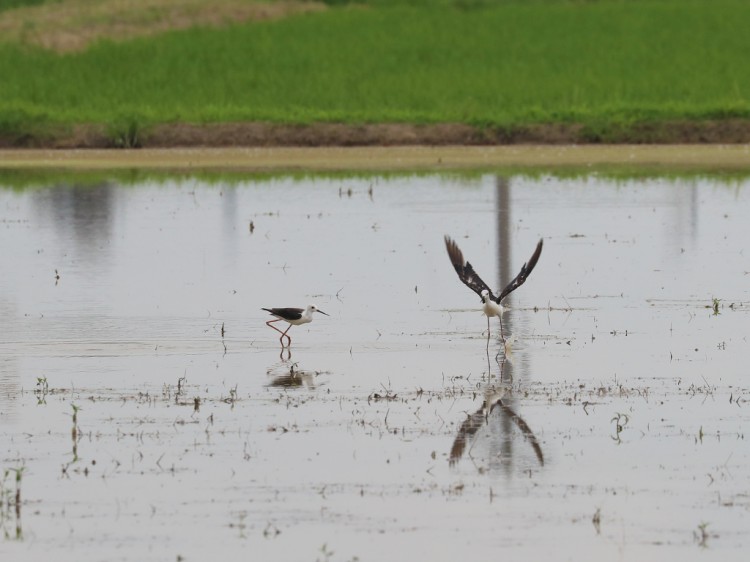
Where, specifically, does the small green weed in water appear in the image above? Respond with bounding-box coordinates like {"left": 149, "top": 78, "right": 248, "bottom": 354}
{"left": 1, "top": 466, "right": 25, "bottom": 540}
{"left": 71, "top": 403, "right": 81, "bottom": 462}
{"left": 35, "top": 376, "right": 48, "bottom": 404}
{"left": 694, "top": 521, "right": 717, "bottom": 548}
{"left": 610, "top": 412, "right": 629, "bottom": 444}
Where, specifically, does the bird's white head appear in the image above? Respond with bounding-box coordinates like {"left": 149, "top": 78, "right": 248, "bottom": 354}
{"left": 480, "top": 289, "right": 490, "bottom": 303}
{"left": 307, "top": 304, "right": 329, "bottom": 316}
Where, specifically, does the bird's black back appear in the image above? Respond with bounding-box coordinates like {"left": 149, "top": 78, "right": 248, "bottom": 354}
{"left": 262, "top": 307, "right": 303, "bottom": 320}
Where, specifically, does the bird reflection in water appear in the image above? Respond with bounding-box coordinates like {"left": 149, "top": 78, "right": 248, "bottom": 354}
{"left": 265, "top": 350, "right": 319, "bottom": 389}
{"left": 449, "top": 357, "right": 544, "bottom": 469}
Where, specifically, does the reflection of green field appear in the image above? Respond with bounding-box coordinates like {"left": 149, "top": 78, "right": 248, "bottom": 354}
{"left": 2, "top": 146, "right": 750, "bottom": 188}
{"left": 1, "top": 0, "right": 749, "bottom": 140}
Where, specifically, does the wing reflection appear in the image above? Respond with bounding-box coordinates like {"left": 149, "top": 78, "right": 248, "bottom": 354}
{"left": 449, "top": 399, "right": 492, "bottom": 464}
{"left": 489, "top": 400, "right": 544, "bottom": 467}
{"left": 449, "top": 357, "right": 544, "bottom": 469}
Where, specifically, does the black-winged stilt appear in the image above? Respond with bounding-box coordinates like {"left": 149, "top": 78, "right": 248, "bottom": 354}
{"left": 262, "top": 305, "right": 329, "bottom": 347}
{"left": 444, "top": 235, "right": 543, "bottom": 347}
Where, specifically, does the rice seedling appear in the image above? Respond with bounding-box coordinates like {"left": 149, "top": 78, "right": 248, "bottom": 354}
{"left": 0, "top": 0, "right": 747, "bottom": 137}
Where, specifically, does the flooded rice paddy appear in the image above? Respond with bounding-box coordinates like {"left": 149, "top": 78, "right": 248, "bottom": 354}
{"left": 1, "top": 169, "right": 749, "bottom": 561}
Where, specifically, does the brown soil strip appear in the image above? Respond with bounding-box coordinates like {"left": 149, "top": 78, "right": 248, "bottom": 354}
{"left": 4, "top": 121, "right": 750, "bottom": 150}
{"left": 0, "top": 0, "right": 326, "bottom": 52}
{"left": 3, "top": 145, "right": 750, "bottom": 172}
{"left": 139, "top": 120, "right": 750, "bottom": 146}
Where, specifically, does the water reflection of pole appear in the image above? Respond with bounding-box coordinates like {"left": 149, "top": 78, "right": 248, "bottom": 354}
{"left": 496, "top": 176, "right": 512, "bottom": 295}
{"left": 31, "top": 183, "right": 115, "bottom": 269}
{"left": 0, "top": 300, "right": 19, "bottom": 423}
{"left": 494, "top": 176, "right": 514, "bottom": 477}
{"left": 221, "top": 184, "right": 239, "bottom": 265}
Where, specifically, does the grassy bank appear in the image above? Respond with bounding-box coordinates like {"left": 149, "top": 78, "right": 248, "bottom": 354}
{"left": 0, "top": 0, "right": 749, "bottom": 145}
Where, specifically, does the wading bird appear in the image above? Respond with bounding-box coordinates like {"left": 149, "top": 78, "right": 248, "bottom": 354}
{"left": 444, "top": 235, "right": 543, "bottom": 348}
{"left": 262, "top": 305, "right": 329, "bottom": 347}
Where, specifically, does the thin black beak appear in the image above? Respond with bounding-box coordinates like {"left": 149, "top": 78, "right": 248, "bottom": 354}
{"left": 317, "top": 310, "right": 329, "bottom": 316}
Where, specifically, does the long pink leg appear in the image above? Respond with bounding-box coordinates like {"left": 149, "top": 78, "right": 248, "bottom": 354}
{"left": 266, "top": 319, "right": 293, "bottom": 347}
{"left": 486, "top": 316, "right": 491, "bottom": 351}
{"left": 280, "top": 324, "right": 293, "bottom": 347}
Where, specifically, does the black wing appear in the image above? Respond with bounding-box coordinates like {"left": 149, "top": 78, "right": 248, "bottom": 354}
{"left": 262, "top": 307, "right": 303, "bottom": 320}
{"left": 495, "top": 238, "right": 543, "bottom": 304}
{"left": 444, "top": 235, "right": 496, "bottom": 302}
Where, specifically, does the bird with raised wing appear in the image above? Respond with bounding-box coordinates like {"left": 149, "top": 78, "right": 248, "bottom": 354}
{"left": 444, "top": 235, "right": 543, "bottom": 348}
{"left": 262, "top": 305, "right": 328, "bottom": 347}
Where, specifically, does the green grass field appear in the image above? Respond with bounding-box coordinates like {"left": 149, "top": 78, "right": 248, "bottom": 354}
{"left": 1, "top": 0, "right": 749, "bottom": 142}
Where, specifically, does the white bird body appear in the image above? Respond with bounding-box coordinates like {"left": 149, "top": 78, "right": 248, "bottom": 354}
{"left": 481, "top": 291, "right": 504, "bottom": 319}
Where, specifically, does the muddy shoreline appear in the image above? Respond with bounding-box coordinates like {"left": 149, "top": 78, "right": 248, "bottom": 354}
{"left": 2, "top": 144, "right": 750, "bottom": 173}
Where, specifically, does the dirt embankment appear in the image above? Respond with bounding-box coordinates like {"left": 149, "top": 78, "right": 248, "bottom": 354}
{"left": 4, "top": 120, "right": 750, "bottom": 149}
{"left": 103, "top": 119, "right": 750, "bottom": 146}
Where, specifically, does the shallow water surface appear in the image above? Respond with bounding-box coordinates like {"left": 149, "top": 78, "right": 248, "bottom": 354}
{"left": 1, "top": 172, "right": 749, "bottom": 561}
